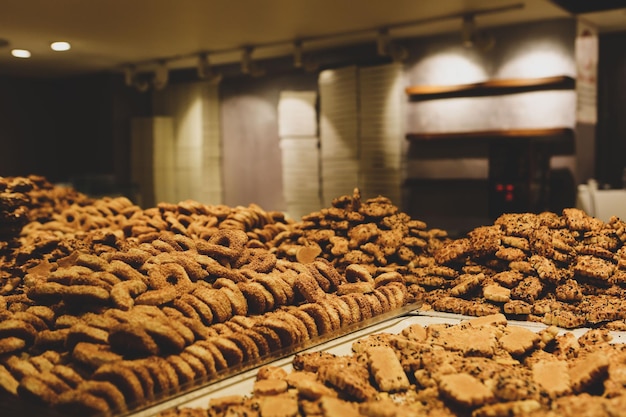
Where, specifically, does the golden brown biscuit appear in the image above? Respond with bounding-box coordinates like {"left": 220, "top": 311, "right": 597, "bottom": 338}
{"left": 251, "top": 326, "right": 283, "bottom": 353}
{"left": 344, "top": 264, "right": 375, "bottom": 284}
{"left": 195, "top": 340, "right": 229, "bottom": 372}
{"left": 79, "top": 380, "right": 128, "bottom": 414}
{"left": 193, "top": 286, "right": 233, "bottom": 323}
{"left": 72, "top": 342, "right": 124, "bottom": 369}
{"left": 258, "top": 392, "right": 299, "bottom": 417}
{"left": 499, "top": 326, "right": 540, "bottom": 357}
{"left": 49, "top": 364, "right": 84, "bottom": 389}
{"left": 142, "top": 318, "right": 186, "bottom": 353}
{"left": 0, "top": 363, "right": 19, "bottom": 395}
{"left": 569, "top": 351, "right": 610, "bottom": 393}
{"left": 179, "top": 351, "right": 208, "bottom": 383}
{"left": 170, "top": 298, "right": 202, "bottom": 321}
{"left": 213, "top": 278, "right": 249, "bottom": 316}
{"left": 56, "top": 389, "right": 111, "bottom": 416}
{"left": 472, "top": 400, "right": 541, "bottom": 417}
{"left": 11, "top": 311, "right": 48, "bottom": 332}
{"left": 318, "top": 361, "right": 377, "bottom": 401}
{"left": 238, "top": 281, "right": 276, "bottom": 314}
{"left": 211, "top": 336, "right": 244, "bottom": 368}
{"left": 0, "top": 336, "right": 26, "bottom": 355}
{"left": 167, "top": 355, "right": 196, "bottom": 390}
{"left": 179, "top": 293, "right": 214, "bottom": 325}
{"left": 294, "top": 272, "right": 327, "bottom": 304}
{"left": 503, "top": 300, "right": 532, "bottom": 316}
{"left": 324, "top": 297, "right": 354, "bottom": 328}
{"left": 342, "top": 293, "right": 373, "bottom": 321}
{"left": 224, "top": 332, "right": 261, "bottom": 362}
{"left": 256, "top": 275, "right": 288, "bottom": 306}
{"left": 532, "top": 360, "right": 571, "bottom": 398}
{"left": 253, "top": 378, "right": 289, "bottom": 396}
{"left": 134, "top": 286, "right": 178, "bottom": 306}
{"left": 110, "top": 280, "right": 148, "bottom": 311}
{"left": 438, "top": 373, "right": 495, "bottom": 408}
{"left": 242, "top": 329, "right": 270, "bottom": 358}
{"left": 337, "top": 281, "right": 375, "bottom": 295}
{"left": 0, "top": 318, "right": 37, "bottom": 346}
{"left": 33, "top": 328, "right": 70, "bottom": 351}
{"left": 320, "top": 396, "right": 362, "bottom": 416}
{"left": 285, "top": 307, "right": 319, "bottom": 340}
{"left": 367, "top": 345, "right": 410, "bottom": 392}
{"left": 108, "top": 322, "right": 159, "bottom": 356}
{"left": 4, "top": 355, "right": 38, "bottom": 379}
{"left": 17, "top": 373, "right": 69, "bottom": 405}
{"left": 337, "top": 294, "right": 363, "bottom": 324}
{"left": 482, "top": 283, "right": 511, "bottom": 303}
{"left": 66, "top": 322, "right": 109, "bottom": 351}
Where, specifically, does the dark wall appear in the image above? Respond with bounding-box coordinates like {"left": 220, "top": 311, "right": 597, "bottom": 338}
{"left": 0, "top": 77, "right": 60, "bottom": 179}
{"left": 597, "top": 31, "right": 626, "bottom": 188}
{"left": 0, "top": 73, "right": 149, "bottom": 195}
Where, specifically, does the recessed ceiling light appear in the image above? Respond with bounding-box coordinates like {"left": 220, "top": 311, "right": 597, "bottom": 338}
{"left": 11, "top": 49, "right": 31, "bottom": 58}
{"left": 51, "top": 41, "right": 71, "bottom": 52}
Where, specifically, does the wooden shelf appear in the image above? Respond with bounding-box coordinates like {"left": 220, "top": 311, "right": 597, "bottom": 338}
{"left": 405, "top": 75, "right": 575, "bottom": 99}
{"left": 406, "top": 127, "right": 574, "bottom": 142}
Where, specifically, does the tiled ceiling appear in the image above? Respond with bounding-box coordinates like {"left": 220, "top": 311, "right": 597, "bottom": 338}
{"left": 0, "top": 0, "right": 624, "bottom": 78}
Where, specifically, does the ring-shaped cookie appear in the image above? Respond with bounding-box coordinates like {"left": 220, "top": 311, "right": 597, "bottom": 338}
{"left": 199, "top": 229, "right": 247, "bottom": 261}
{"left": 213, "top": 278, "right": 248, "bottom": 316}
{"left": 92, "top": 363, "right": 146, "bottom": 408}
{"left": 177, "top": 355, "right": 209, "bottom": 383}
{"left": 192, "top": 287, "right": 233, "bottom": 323}
{"left": 237, "top": 282, "right": 275, "bottom": 315}
{"left": 134, "top": 286, "right": 177, "bottom": 306}
{"left": 183, "top": 344, "right": 218, "bottom": 379}
{"left": 179, "top": 294, "right": 214, "bottom": 326}
{"left": 237, "top": 248, "right": 277, "bottom": 274}
{"left": 78, "top": 380, "right": 128, "bottom": 414}
{"left": 72, "top": 342, "right": 123, "bottom": 369}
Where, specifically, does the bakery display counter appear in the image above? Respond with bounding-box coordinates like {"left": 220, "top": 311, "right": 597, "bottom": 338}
{"left": 131, "top": 306, "right": 425, "bottom": 417}
{"left": 153, "top": 310, "right": 626, "bottom": 417}
{"left": 3, "top": 175, "right": 626, "bottom": 417}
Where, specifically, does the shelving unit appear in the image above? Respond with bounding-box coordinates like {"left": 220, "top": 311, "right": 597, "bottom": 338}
{"left": 405, "top": 75, "right": 575, "bottom": 99}
{"left": 404, "top": 76, "right": 577, "bottom": 218}
{"left": 406, "top": 127, "right": 574, "bottom": 143}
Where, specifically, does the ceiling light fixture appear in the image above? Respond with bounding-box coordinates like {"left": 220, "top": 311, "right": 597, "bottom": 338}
{"left": 240, "top": 46, "right": 265, "bottom": 77}
{"left": 461, "top": 15, "right": 477, "bottom": 48}
{"left": 293, "top": 40, "right": 303, "bottom": 68}
{"left": 375, "top": 27, "right": 408, "bottom": 62}
{"left": 50, "top": 41, "right": 71, "bottom": 51}
{"left": 460, "top": 14, "right": 496, "bottom": 51}
{"left": 11, "top": 49, "right": 31, "bottom": 58}
{"left": 119, "top": 2, "right": 520, "bottom": 86}
{"left": 152, "top": 61, "right": 169, "bottom": 90}
{"left": 124, "top": 65, "right": 150, "bottom": 92}
{"left": 292, "top": 40, "right": 319, "bottom": 72}
{"left": 376, "top": 28, "right": 391, "bottom": 56}
{"left": 197, "top": 53, "right": 223, "bottom": 84}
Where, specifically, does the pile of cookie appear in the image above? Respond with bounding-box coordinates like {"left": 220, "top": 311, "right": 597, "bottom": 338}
{"left": 268, "top": 188, "right": 448, "bottom": 273}
{"left": 5, "top": 173, "right": 626, "bottom": 416}
{"left": 417, "top": 209, "right": 626, "bottom": 329}
{"left": 0, "top": 175, "right": 91, "bottom": 244}
{"left": 0, "top": 180, "right": 415, "bottom": 416}
{"left": 160, "top": 314, "right": 626, "bottom": 417}
{"left": 0, "top": 176, "right": 35, "bottom": 250}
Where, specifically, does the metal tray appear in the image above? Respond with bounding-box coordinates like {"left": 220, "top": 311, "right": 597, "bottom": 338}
{"left": 133, "top": 309, "right": 626, "bottom": 416}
